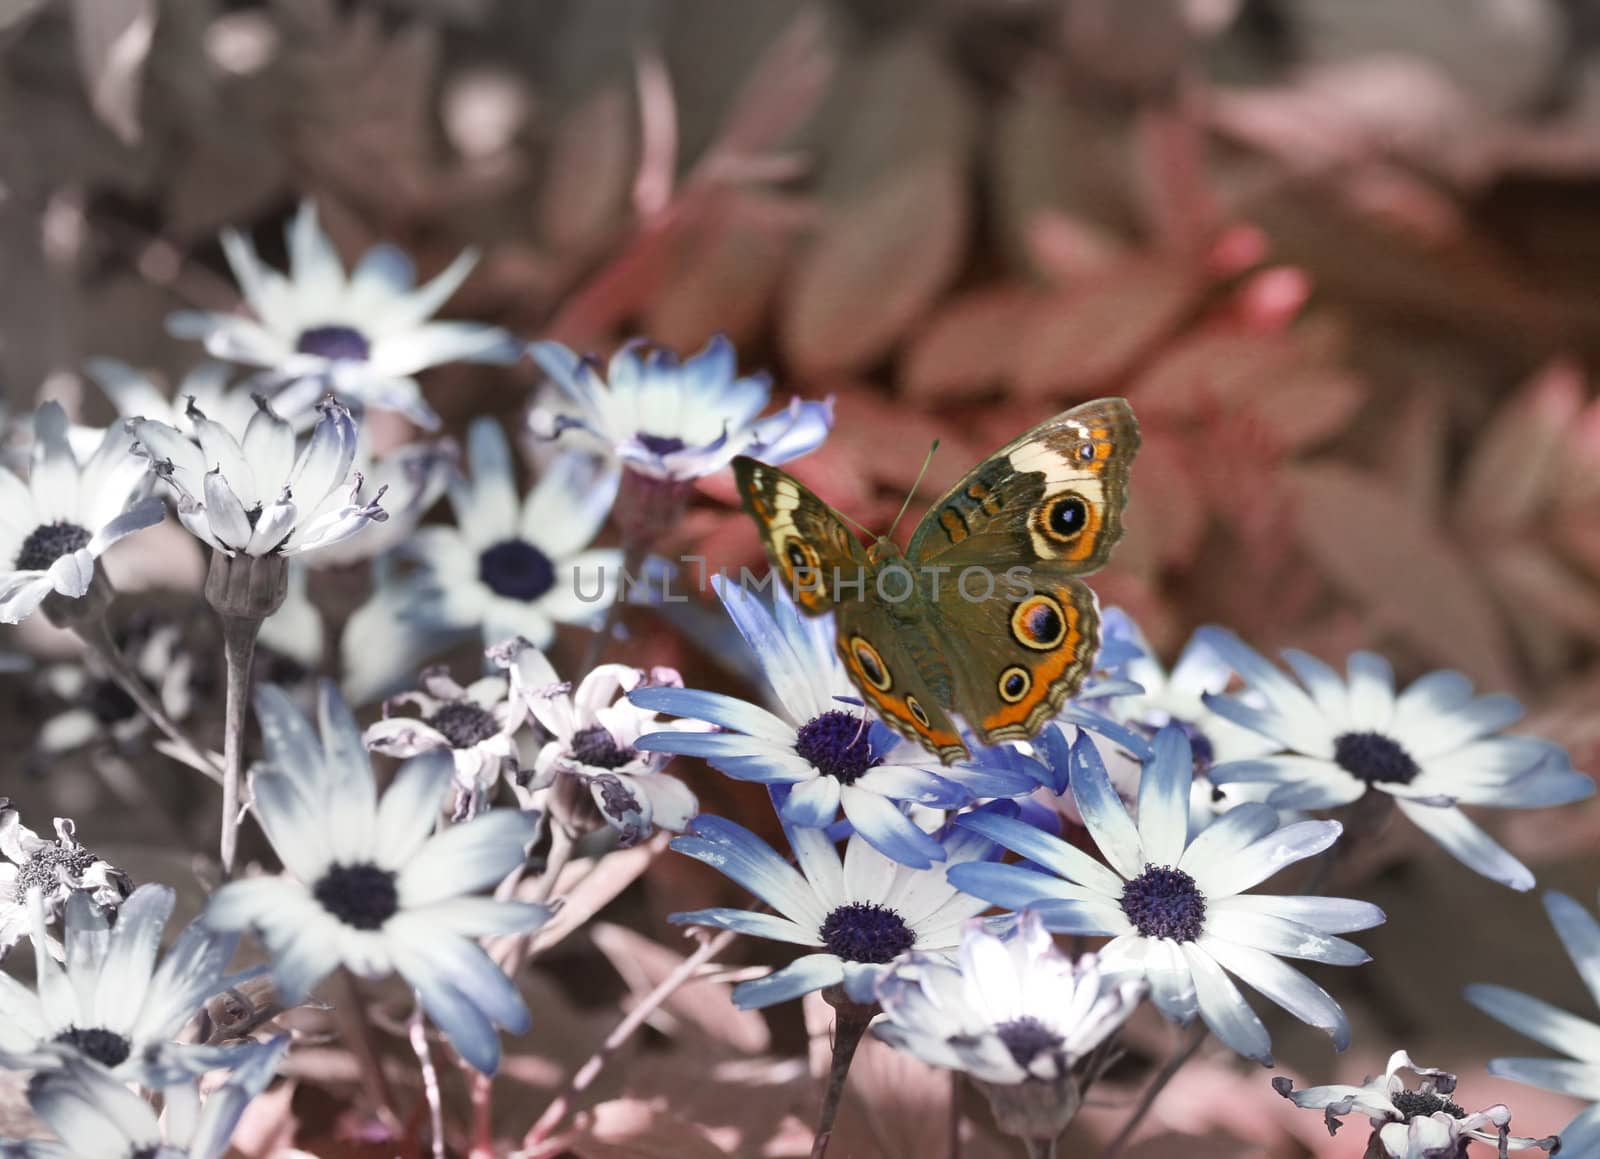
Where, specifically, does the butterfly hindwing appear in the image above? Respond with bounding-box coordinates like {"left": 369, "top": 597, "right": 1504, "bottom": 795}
{"left": 834, "top": 596, "right": 967, "bottom": 762}
{"left": 733, "top": 458, "right": 865, "bottom": 615}
{"left": 926, "top": 567, "right": 1101, "bottom": 748}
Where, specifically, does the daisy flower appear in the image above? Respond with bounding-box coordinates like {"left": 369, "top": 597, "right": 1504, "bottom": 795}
{"left": 1273, "top": 1050, "right": 1558, "bottom": 1157}
{"left": 377, "top": 417, "right": 621, "bottom": 648}
{"left": 498, "top": 638, "right": 698, "bottom": 846}
{"left": 303, "top": 434, "right": 456, "bottom": 567}
{"left": 874, "top": 909, "right": 1144, "bottom": 1085}
{"left": 1095, "top": 609, "right": 1281, "bottom": 774}
{"left": 528, "top": 334, "right": 833, "bottom": 482}
{"left": 167, "top": 201, "right": 517, "bottom": 429}
{"left": 129, "top": 395, "right": 386, "bottom": 560}
{"left": 0, "top": 804, "right": 129, "bottom": 960}
{"left": 37, "top": 614, "right": 195, "bottom": 755}
{"left": 1, "top": 1036, "right": 288, "bottom": 1159}
{"left": 1466, "top": 889, "right": 1600, "bottom": 1154}
{"left": 1198, "top": 629, "right": 1594, "bottom": 891}
{"left": 669, "top": 812, "right": 1001, "bottom": 1008}
{"left": 201, "top": 682, "right": 550, "bottom": 1074}
{"left": 632, "top": 576, "right": 1039, "bottom": 869}
{"left": 363, "top": 662, "right": 526, "bottom": 815}
{"left": 947, "top": 727, "right": 1385, "bottom": 1065}
{"left": 0, "top": 402, "right": 164, "bottom": 624}
{"left": 0, "top": 885, "right": 250, "bottom": 1088}
{"left": 81, "top": 358, "right": 257, "bottom": 438}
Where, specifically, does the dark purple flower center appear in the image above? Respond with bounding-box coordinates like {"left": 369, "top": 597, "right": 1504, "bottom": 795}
{"left": 17, "top": 842, "right": 96, "bottom": 895}
{"left": 295, "top": 325, "right": 371, "bottom": 362}
{"left": 428, "top": 701, "right": 500, "bottom": 749}
{"left": 819, "top": 901, "right": 914, "bottom": 963}
{"left": 795, "top": 710, "right": 881, "bottom": 785}
{"left": 636, "top": 433, "right": 687, "bottom": 456}
{"left": 996, "top": 1016, "right": 1061, "bottom": 1070}
{"left": 1391, "top": 1088, "right": 1466, "bottom": 1121}
{"left": 479, "top": 539, "right": 555, "bottom": 602}
{"left": 1120, "top": 865, "right": 1206, "bottom": 942}
{"left": 16, "top": 521, "right": 91, "bottom": 572}
{"left": 571, "top": 724, "right": 634, "bottom": 770}
{"left": 53, "top": 1026, "right": 131, "bottom": 1068}
{"left": 1333, "top": 731, "right": 1420, "bottom": 786}
{"left": 313, "top": 862, "right": 399, "bottom": 930}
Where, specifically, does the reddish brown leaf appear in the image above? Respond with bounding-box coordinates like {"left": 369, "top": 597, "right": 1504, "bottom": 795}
{"left": 1013, "top": 261, "right": 1201, "bottom": 399}
{"left": 899, "top": 286, "right": 1038, "bottom": 403}
{"left": 1290, "top": 463, "right": 1516, "bottom": 688}
{"left": 1455, "top": 359, "right": 1584, "bottom": 531}
{"left": 540, "top": 87, "right": 633, "bottom": 255}
{"left": 781, "top": 158, "right": 968, "bottom": 379}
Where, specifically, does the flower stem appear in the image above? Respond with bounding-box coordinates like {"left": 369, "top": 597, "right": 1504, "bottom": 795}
{"left": 810, "top": 989, "right": 876, "bottom": 1159}
{"left": 518, "top": 927, "right": 737, "bottom": 1152}
{"left": 333, "top": 970, "right": 403, "bottom": 1138}
{"left": 71, "top": 614, "right": 223, "bottom": 787}
{"left": 1024, "top": 1140, "right": 1057, "bottom": 1159}
{"left": 219, "top": 613, "right": 261, "bottom": 878}
{"left": 408, "top": 996, "right": 445, "bottom": 1159}
{"left": 1099, "top": 1021, "right": 1207, "bottom": 1159}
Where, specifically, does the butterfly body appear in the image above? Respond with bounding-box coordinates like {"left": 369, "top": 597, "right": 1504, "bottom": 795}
{"left": 734, "top": 398, "right": 1139, "bottom": 762}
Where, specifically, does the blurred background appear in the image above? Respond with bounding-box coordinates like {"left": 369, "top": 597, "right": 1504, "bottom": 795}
{"left": 3, "top": 1, "right": 1600, "bottom": 1154}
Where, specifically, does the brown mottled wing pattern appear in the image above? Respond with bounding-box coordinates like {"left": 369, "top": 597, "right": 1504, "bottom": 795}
{"left": 732, "top": 457, "right": 865, "bottom": 616}
{"left": 906, "top": 398, "right": 1139, "bottom": 748}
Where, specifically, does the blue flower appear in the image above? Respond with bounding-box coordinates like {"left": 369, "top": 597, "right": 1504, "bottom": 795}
{"left": 0, "top": 1035, "right": 288, "bottom": 1158}
{"left": 340, "top": 418, "right": 622, "bottom": 697}
{"left": 873, "top": 909, "right": 1145, "bottom": 1084}
{"left": 529, "top": 334, "right": 833, "bottom": 481}
{"left": 201, "top": 682, "right": 551, "bottom": 1075}
{"left": 631, "top": 575, "right": 1040, "bottom": 868}
{"left": 0, "top": 885, "right": 250, "bottom": 1089}
{"left": 1466, "top": 890, "right": 1600, "bottom": 1154}
{"left": 168, "top": 202, "right": 518, "bottom": 430}
{"left": 1197, "top": 628, "right": 1594, "bottom": 891}
{"left": 947, "top": 727, "right": 1385, "bottom": 1065}
{"left": 669, "top": 812, "right": 998, "bottom": 1008}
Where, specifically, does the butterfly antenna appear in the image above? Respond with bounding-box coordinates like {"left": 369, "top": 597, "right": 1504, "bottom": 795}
{"left": 833, "top": 507, "right": 876, "bottom": 539}
{"left": 885, "top": 440, "right": 939, "bottom": 542}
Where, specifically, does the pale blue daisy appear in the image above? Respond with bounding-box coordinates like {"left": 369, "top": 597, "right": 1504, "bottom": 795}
{"left": 529, "top": 334, "right": 833, "bottom": 481}
{"left": 948, "top": 727, "right": 1385, "bottom": 1065}
{"left": 631, "top": 575, "right": 1040, "bottom": 869}
{"left": 0, "top": 1036, "right": 288, "bottom": 1158}
{"left": 1466, "top": 890, "right": 1600, "bottom": 1154}
{"left": 201, "top": 682, "right": 551, "bottom": 1075}
{"left": 168, "top": 201, "right": 518, "bottom": 429}
{"left": 1198, "top": 628, "right": 1593, "bottom": 891}
{"left": 669, "top": 812, "right": 999, "bottom": 1008}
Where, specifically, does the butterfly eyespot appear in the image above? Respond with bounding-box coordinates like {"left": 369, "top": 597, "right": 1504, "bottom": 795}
{"left": 998, "top": 666, "right": 1031, "bottom": 703}
{"left": 784, "top": 540, "right": 818, "bottom": 574}
{"left": 1011, "top": 594, "right": 1067, "bottom": 652}
{"left": 905, "top": 696, "right": 930, "bottom": 728}
{"left": 1037, "top": 493, "right": 1089, "bottom": 543}
{"left": 1077, "top": 442, "right": 1097, "bottom": 462}
{"left": 850, "top": 636, "right": 892, "bottom": 691}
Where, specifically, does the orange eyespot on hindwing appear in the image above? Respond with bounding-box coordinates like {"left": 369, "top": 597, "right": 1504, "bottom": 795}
{"left": 998, "top": 666, "right": 1031, "bottom": 703}
{"left": 1011, "top": 594, "right": 1067, "bottom": 652}
{"left": 850, "top": 636, "right": 892, "bottom": 691}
